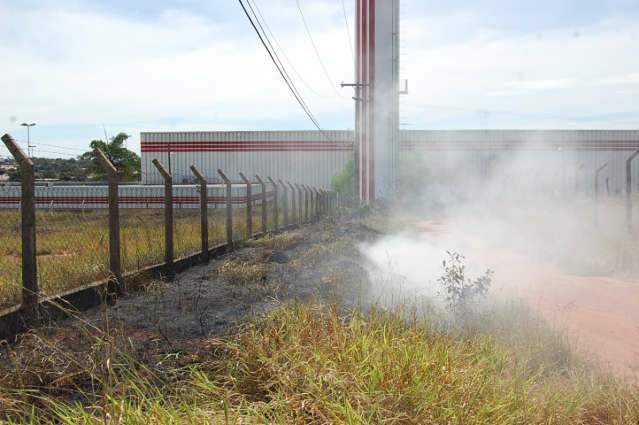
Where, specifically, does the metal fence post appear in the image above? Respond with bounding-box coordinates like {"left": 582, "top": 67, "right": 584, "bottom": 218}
{"left": 279, "top": 179, "right": 289, "bottom": 226}
{"left": 267, "top": 177, "right": 278, "bottom": 229}
{"left": 303, "top": 185, "right": 310, "bottom": 222}
{"left": 190, "top": 165, "right": 209, "bottom": 261}
{"left": 239, "top": 173, "right": 252, "bottom": 237}
{"left": 217, "top": 170, "right": 233, "bottom": 245}
{"left": 308, "top": 186, "right": 315, "bottom": 221}
{"left": 313, "top": 187, "right": 319, "bottom": 220}
{"left": 95, "top": 148, "right": 123, "bottom": 293}
{"left": 295, "top": 184, "right": 303, "bottom": 224}
{"left": 1, "top": 134, "right": 38, "bottom": 317}
{"left": 626, "top": 150, "right": 639, "bottom": 231}
{"left": 255, "top": 175, "right": 267, "bottom": 233}
{"left": 287, "top": 182, "right": 296, "bottom": 224}
{"left": 152, "top": 159, "right": 174, "bottom": 276}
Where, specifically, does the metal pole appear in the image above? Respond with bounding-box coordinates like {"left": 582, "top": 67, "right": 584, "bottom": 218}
{"left": 2, "top": 134, "right": 38, "bottom": 318}
{"left": 313, "top": 187, "right": 320, "bottom": 219}
{"left": 95, "top": 148, "right": 123, "bottom": 293}
{"left": 267, "top": 177, "right": 278, "bottom": 229}
{"left": 239, "top": 172, "right": 252, "bottom": 237}
{"left": 255, "top": 175, "right": 267, "bottom": 233}
{"left": 279, "top": 179, "right": 289, "bottom": 226}
{"left": 287, "top": 182, "right": 296, "bottom": 224}
{"left": 626, "top": 150, "right": 639, "bottom": 231}
{"left": 302, "top": 185, "right": 310, "bottom": 222}
{"left": 218, "top": 169, "right": 233, "bottom": 245}
{"left": 295, "top": 184, "right": 303, "bottom": 224}
{"left": 152, "top": 159, "right": 174, "bottom": 276}
{"left": 190, "top": 165, "right": 209, "bottom": 261}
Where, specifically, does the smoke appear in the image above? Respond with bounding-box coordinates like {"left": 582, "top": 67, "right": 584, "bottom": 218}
{"left": 360, "top": 141, "right": 637, "bottom": 307}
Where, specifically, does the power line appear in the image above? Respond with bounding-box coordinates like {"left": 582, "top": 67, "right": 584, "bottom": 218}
{"left": 294, "top": 0, "right": 344, "bottom": 98}
{"left": 237, "top": 0, "right": 329, "bottom": 137}
{"left": 340, "top": 0, "right": 355, "bottom": 64}
{"left": 250, "top": 0, "right": 338, "bottom": 99}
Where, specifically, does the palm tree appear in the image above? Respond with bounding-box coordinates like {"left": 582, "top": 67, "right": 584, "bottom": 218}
{"left": 80, "top": 133, "right": 140, "bottom": 181}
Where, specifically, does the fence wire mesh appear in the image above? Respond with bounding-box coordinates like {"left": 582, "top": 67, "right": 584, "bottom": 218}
{"left": 174, "top": 207, "right": 202, "bottom": 259}
{"left": 0, "top": 210, "right": 21, "bottom": 307}
{"left": 0, "top": 175, "right": 334, "bottom": 312}
{"left": 120, "top": 209, "right": 164, "bottom": 273}
{"left": 35, "top": 209, "right": 109, "bottom": 298}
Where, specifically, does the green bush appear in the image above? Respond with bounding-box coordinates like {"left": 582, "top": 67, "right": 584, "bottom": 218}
{"left": 331, "top": 160, "right": 355, "bottom": 205}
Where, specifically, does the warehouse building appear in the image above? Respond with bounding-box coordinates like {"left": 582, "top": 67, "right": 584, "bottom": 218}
{"left": 141, "top": 130, "right": 639, "bottom": 194}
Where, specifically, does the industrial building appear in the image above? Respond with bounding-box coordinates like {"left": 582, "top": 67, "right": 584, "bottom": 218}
{"left": 141, "top": 129, "right": 639, "bottom": 193}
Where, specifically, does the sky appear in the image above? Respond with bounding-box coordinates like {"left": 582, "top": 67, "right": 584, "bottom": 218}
{"left": 1, "top": 0, "right": 638, "bottom": 158}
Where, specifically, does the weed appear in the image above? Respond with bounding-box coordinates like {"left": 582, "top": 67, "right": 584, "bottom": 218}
{"left": 438, "top": 251, "right": 493, "bottom": 316}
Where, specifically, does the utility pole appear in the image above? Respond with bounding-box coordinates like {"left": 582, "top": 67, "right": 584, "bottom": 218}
{"left": 20, "top": 123, "right": 36, "bottom": 157}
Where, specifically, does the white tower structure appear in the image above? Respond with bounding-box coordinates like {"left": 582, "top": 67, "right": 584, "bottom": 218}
{"left": 355, "top": 0, "right": 400, "bottom": 203}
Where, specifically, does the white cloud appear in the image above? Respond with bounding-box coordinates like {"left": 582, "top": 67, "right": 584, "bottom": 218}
{"left": 0, "top": 0, "right": 354, "bottom": 152}
{"left": 400, "top": 12, "right": 639, "bottom": 128}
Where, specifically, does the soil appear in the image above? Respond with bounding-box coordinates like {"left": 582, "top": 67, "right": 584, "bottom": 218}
{"left": 416, "top": 219, "right": 639, "bottom": 383}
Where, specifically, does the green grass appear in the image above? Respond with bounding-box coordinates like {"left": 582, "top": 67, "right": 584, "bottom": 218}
{"left": 0, "top": 207, "right": 269, "bottom": 308}
{"left": 0, "top": 301, "right": 636, "bottom": 424}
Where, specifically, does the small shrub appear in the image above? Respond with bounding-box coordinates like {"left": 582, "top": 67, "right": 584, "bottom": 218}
{"left": 438, "top": 251, "right": 493, "bottom": 315}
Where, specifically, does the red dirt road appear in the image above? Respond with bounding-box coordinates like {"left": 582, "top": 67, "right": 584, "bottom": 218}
{"left": 416, "top": 220, "right": 639, "bottom": 383}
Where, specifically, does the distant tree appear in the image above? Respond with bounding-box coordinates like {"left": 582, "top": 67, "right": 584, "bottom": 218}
{"left": 80, "top": 133, "right": 140, "bottom": 181}
{"left": 331, "top": 160, "right": 355, "bottom": 205}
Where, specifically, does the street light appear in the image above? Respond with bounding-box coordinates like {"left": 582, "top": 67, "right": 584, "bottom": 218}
{"left": 20, "top": 122, "right": 36, "bottom": 157}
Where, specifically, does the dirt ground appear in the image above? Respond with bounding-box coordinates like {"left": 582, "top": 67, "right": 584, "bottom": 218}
{"left": 416, "top": 219, "right": 639, "bottom": 383}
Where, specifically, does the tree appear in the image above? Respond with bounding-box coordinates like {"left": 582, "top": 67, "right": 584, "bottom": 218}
{"left": 331, "top": 160, "right": 355, "bottom": 205}
{"left": 80, "top": 133, "right": 140, "bottom": 181}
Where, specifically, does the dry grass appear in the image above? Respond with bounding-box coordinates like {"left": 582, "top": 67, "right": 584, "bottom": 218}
{"left": 0, "top": 208, "right": 258, "bottom": 308}
{"left": 219, "top": 259, "right": 269, "bottom": 286}
{"left": 0, "top": 301, "right": 637, "bottom": 424}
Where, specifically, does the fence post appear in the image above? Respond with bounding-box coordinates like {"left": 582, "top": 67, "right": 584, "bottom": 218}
{"left": 255, "top": 175, "right": 267, "bottom": 233}
{"left": 2, "top": 134, "right": 38, "bottom": 318}
{"left": 217, "top": 170, "right": 233, "bottom": 245}
{"left": 239, "top": 173, "right": 252, "bottom": 237}
{"left": 626, "top": 150, "right": 639, "bottom": 231}
{"left": 308, "top": 186, "right": 315, "bottom": 221}
{"left": 152, "top": 159, "right": 174, "bottom": 276}
{"left": 287, "top": 182, "right": 296, "bottom": 224}
{"left": 268, "top": 177, "right": 279, "bottom": 229}
{"left": 95, "top": 148, "right": 123, "bottom": 293}
{"left": 279, "top": 179, "right": 289, "bottom": 226}
{"left": 594, "top": 162, "right": 608, "bottom": 225}
{"left": 190, "top": 165, "right": 209, "bottom": 261}
{"left": 302, "top": 185, "right": 310, "bottom": 222}
{"left": 295, "top": 184, "right": 303, "bottom": 224}
{"left": 312, "top": 187, "right": 319, "bottom": 220}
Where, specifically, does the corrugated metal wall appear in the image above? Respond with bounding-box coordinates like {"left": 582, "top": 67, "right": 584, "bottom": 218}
{"left": 140, "top": 129, "right": 639, "bottom": 195}
{"left": 141, "top": 131, "right": 354, "bottom": 187}
{"left": 400, "top": 130, "right": 639, "bottom": 194}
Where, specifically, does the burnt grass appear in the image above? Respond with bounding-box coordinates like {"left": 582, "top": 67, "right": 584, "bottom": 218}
{"left": 0, "top": 212, "right": 379, "bottom": 368}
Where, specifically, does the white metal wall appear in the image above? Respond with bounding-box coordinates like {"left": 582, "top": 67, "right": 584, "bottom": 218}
{"left": 140, "top": 129, "right": 639, "bottom": 196}
{"left": 141, "top": 131, "right": 354, "bottom": 188}
{"left": 400, "top": 130, "right": 639, "bottom": 195}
